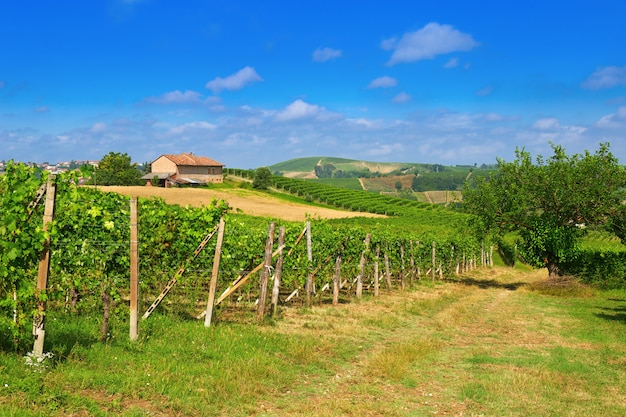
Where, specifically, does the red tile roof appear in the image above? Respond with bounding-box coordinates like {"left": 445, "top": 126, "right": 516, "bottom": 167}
{"left": 161, "top": 153, "right": 224, "bottom": 167}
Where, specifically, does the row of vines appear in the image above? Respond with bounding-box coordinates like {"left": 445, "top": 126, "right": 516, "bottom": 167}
{"left": 2, "top": 163, "right": 485, "bottom": 352}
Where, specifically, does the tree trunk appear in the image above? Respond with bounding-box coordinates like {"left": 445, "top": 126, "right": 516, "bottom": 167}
{"left": 100, "top": 284, "right": 112, "bottom": 342}
{"left": 546, "top": 259, "right": 561, "bottom": 277}
{"left": 70, "top": 286, "right": 80, "bottom": 310}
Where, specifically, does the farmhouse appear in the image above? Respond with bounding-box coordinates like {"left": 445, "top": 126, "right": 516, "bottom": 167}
{"left": 143, "top": 152, "right": 225, "bottom": 187}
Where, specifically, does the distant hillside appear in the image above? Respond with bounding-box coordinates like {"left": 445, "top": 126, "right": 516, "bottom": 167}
{"left": 270, "top": 157, "right": 429, "bottom": 178}
{"left": 270, "top": 156, "right": 489, "bottom": 177}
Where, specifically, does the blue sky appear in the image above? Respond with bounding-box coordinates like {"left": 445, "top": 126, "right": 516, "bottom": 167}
{"left": 1, "top": 0, "right": 626, "bottom": 168}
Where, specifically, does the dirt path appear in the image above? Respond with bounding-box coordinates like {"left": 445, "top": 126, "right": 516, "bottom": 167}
{"left": 264, "top": 268, "right": 554, "bottom": 416}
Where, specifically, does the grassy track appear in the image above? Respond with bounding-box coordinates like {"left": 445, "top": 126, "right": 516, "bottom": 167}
{"left": 2, "top": 267, "right": 626, "bottom": 416}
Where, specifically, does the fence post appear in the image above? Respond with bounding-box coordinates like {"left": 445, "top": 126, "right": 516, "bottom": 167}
{"left": 129, "top": 197, "right": 139, "bottom": 341}
{"left": 356, "top": 234, "right": 371, "bottom": 298}
{"left": 374, "top": 246, "right": 380, "bottom": 297}
{"left": 271, "top": 226, "right": 286, "bottom": 317}
{"left": 305, "top": 221, "right": 313, "bottom": 307}
{"left": 257, "top": 222, "right": 276, "bottom": 320}
{"left": 332, "top": 255, "right": 341, "bottom": 306}
{"left": 431, "top": 241, "right": 436, "bottom": 282}
{"left": 204, "top": 218, "right": 226, "bottom": 327}
{"left": 33, "top": 175, "right": 56, "bottom": 356}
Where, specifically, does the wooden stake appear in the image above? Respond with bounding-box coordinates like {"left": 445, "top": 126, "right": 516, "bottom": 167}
{"left": 409, "top": 241, "right": 415, "bottom": 286}
{"left": 204, "top": 218, "right": 226, "bottom": 327}
{"left": 384, "top": 251, "right": 392, "bottom": 290}
{"left": 33, "top": 175, "right": 56, "bottom": 356}
{"left": 271, "top": 226, "right": 286, "bottom": 317}
{"left": 129, "top": 197, "right": 139, "bottom": 341}
{"left": 431, "top": 241, "right": 436, "bottom": 282}
{"left": 374, "top": 246, "right": 380, "bottom": 297}
{"left": 257, "top": 222, "right": 276, "bottom": 320}
{"left": 305, "top": 221, "right": 313, "bottom": 307}
{"left": 356, "top": 234, "right": 371, "bottom": 298}
{"left": 400, "top": 243, "right": 406, "bottom": 290}
{"left": 332, "top": 255, "right": 341, "bottom": 306}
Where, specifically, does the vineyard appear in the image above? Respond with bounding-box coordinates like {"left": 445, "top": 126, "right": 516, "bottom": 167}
{"left": 1, "top": 163, "right": 488, "bottom": 355}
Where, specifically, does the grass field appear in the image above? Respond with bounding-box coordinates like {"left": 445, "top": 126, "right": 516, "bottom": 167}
{"left": 3, "top": 266, "right": 626, "bottom": 416}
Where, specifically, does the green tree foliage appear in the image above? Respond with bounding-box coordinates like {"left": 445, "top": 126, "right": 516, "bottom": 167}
{"left": 314, "top": 163, "right": 337, "bottom": 178}
{"left": 252, "top": 167, "right": 272, "bottom": 190}
{"left": 463, "top": 143, "right": 626, "bottom": 277}
{"left": 96, "top": 152, "right": 142, "bottom": 186}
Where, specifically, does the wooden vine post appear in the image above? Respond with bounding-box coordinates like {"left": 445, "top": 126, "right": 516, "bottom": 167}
{"left": 409, "top": 241, "right": 416, "bottom": 286}
{"left": 271, "top": 226, "right": 286, "bottom": 317}
{"left": 384, "top": 250, "right": 392, "bottom": 290}
{"left": 374, "top": 245, "right": 380, "bottom": 297}
{"left": 33, "top": 175, "right": 56, "bottom": 356}
{"left": 332, "top": 255, "right": 341, "bottom": 306}
{"left": 257, "top": 222, "right": 276, "bottom": 320}
{"left": 416, "top": 241, "right": 421, "bottom": 280}
{"left": 204, "top": 217, "right": 226, "bottom": 327}
{"left": 431, "top": 241, "right": 436, "bottom": 282}
{"left": 129, "top": 197, "right": 139, "bottom": 341}
{"left": 400, "top": 243, "right": 406, "bottom": 290}
{"left": 305, "top": 221, "right": 313, "bottom": 307}
{"left": 356, "top": 234, "right": 371, "bottom": 298}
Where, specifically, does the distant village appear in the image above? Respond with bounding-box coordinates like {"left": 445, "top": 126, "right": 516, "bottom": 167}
{"left": 0, "top": 159, "right": 103, "bottom": 175}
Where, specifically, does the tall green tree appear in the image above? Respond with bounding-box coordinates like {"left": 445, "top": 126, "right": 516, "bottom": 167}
{"left": 463, "top": 143, "right": 626, "bottom": 277}
{"left": 96, "top": 152, "right": 142, "bottom": 186}
{"left": 252, "top": 167, "right": 272, "bottom": 190}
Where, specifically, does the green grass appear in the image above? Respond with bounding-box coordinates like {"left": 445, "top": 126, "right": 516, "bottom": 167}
{"left": 2, "top": 268, "right": 626, "bottom": 416}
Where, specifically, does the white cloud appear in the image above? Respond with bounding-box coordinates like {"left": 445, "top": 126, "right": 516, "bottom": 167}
{"left": 425, "top": 111, "right": 477, "bottom": 131}
{"left": 484, "top": 112, "right": 505, "bottom": 122}
{"left": 275, "top": 99, "right": 326, "bottom": 122}
{"left": 287, "top": 136, "right": 301, "bottom": 145}
{"left": 382, "top": 22, "right": 479, "bottom": 66}
{"left": 145, "top": 90, "right": 205, "bottom": 104}
{"left": 205, "top": 67, "right": 263, "bottom": 94}
{"left": 444, "top": 58, "right": 459, "bottom": 69}
{"left": 595, "top": 106, "right": 626, "bottom": 129}
{"left": 345, "top": 118, "right": 379, "bottom": 128}
{"left": 367, "top": 76, "right": 398, "bottom": 89}
{"left": 476, "top": 86, "right": 492, "bottom": 96}
{"left": 392, "top": 92, "right": 412, "bottom": 103}
{"left": 168, "top": 121, "right": 217, "bottom": 135}
{"left": 581, "top": 65, "right": 626, "bottom": 90}
{"left": 90, "top": 122, "right": 107, "bottom": 133}
{"left": 34, "top": 106, "right": 49, "bottom": 113}
{"left": 312, "top": 47, "right": 342, "bottom": 62}
{"left": 366, "top": 142, "right": 404, "bottom": 157}
{"left": 533, "top": 117, "right": 560, "bottom": 130}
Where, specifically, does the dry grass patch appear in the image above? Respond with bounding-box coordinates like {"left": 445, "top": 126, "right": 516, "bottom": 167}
{"left": 364, "top": 339, "right": 441, "bottom": 381}
{"left": 528, "top": 275, "right": 596, "bottom": 297}
{"left": 98, "top": 185, "right": 384, "bottom": 222}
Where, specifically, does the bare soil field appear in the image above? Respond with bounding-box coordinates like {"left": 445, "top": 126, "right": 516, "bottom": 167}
{"left": 99, "top": 186, "right": 385, "bottom": 222}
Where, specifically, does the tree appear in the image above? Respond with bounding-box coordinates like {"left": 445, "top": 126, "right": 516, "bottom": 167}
{"left": 463, "top": 143, "right": 626, "bottom": 277}
{"left": 252, "top": 167, "right": 272, "bottom": 190}
{"left": 96, "top": 152, "right": 142, "bottom": 186}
